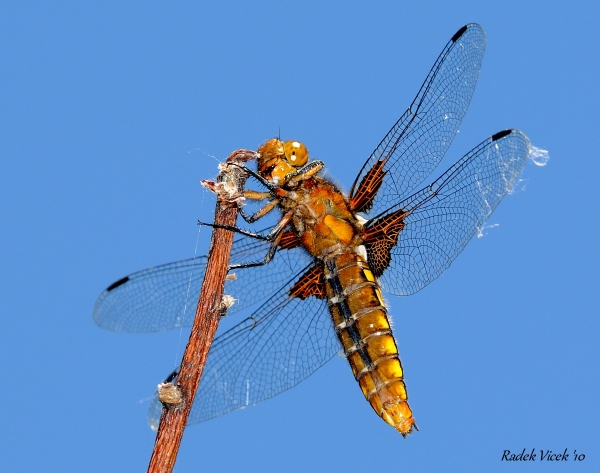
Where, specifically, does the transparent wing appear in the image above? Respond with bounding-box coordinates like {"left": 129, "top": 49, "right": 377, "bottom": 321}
{"left": 93, "top": 230, "right": 312, "bottom": 332}
{"left": 349, "top": 23, "right": 486, "bottom": 216}
{"left": 374, "top": 130, "right": 530, "bottom": 296}
{"left": 148, "top": 267, "right": 339, "bottom": 427}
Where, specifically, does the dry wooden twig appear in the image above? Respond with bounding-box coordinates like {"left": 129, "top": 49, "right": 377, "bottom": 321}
{"left": 147, "top": 149, "right": 256, "bottom": 473}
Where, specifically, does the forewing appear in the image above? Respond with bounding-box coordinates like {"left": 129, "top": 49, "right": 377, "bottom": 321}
{"left": 349, "top": 23, "right": 486, "bottom": 216}
{"left": 148, "top": 266, "right": 339, "bottom": 427}
{"left": 373, "top": 130, "right": 530, "bottom": 296}
{"left": 93, "top": 231, "right": 312, "bottom": 332}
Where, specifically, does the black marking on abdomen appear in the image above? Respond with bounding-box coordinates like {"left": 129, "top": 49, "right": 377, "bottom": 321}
{"left": 325, "top": 259, "right": 374, "bottom": 368}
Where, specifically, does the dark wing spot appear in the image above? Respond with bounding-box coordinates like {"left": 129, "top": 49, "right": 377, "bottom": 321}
{"left": 349, "top": 159, "right": 387, "bottom": 214}
{"left": 279, "top": 230, "right": 302, "bottom": 250}
{"left": 492, "top": 129, "right": 513, "bottom": 141}
{"left": 362, "top": 209, "right": 407, "bottom": 277}
{"left": 289, "top": 264, "right": 326, "bottom": 299}
{"left": 106, "top": 276, "right": 129, "bottom": 292}
{"left": 451, "top": 25, "right": 468, "bottom": 42}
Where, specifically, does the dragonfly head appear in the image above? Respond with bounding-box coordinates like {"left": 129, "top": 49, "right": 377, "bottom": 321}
{"left": 257, "top": 138, "right": 309, "bottom": 185}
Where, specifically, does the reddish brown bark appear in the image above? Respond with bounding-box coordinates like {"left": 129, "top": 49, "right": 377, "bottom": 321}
{"left": 147, "top": 149, "right": 256, "bottom": 473}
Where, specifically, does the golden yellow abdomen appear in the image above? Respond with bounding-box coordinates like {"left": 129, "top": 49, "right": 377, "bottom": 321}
{"left": 325, "top": 251, "right": 416, "bottom": 436}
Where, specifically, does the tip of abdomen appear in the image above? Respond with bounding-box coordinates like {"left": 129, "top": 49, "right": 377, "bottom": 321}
{"left": 397, "top": 417, "right": 418, "bottom": 438}
{"left": 380, "top": 399, "right": 417, "bottom": 437}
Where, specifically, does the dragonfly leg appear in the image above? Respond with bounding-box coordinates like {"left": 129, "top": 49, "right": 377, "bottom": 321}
{"left": 226, "top": 162, "right": 278, "bottom": 191}
{"left": 244, "top": 190, "right": 273, "bottom": 200}
{"left": 228, "top": 212, "right": 294, "bottom": 270}
{"left": 285, "top": 160, "right": 324, "bottom": 185}
{"left": 197, "top": 221, "right": 271, "bottom": 241}
{"left": 228, "top": 235, "right": 281, "bottom": 270}
{"left": 239, "top": 197, "right": 279, "bottom": 224}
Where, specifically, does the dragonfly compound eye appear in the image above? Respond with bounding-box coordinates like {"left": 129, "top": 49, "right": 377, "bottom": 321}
{"left": 283, "top": 140, "right": 309, "bottom": 167}
{"left": 257, "top": 138, "right": 285, "bottom": 176}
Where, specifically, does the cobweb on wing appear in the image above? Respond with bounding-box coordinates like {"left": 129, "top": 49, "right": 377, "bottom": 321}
{"left": 476, "top": 223, "right": 500, "bottom": 238}
{"left": 506, "top": 143, "right": 550, "bottom": 193}
{"left": 148, "top": 274, "right": 338, "bottom": 429}
{"left": 377, "top": 130, "right": 531, "bottom": 297}
{"left": 528, "top": 145, "right": 550, "bottom": 167}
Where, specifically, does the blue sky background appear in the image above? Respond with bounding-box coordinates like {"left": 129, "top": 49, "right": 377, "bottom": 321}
{"left": 1, "top": 1, "right": 598, "bottom": 472}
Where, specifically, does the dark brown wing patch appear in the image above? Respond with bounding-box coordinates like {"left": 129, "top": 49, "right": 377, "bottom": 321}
{"left": 289, "top": 264, "right": 326, "bottom": 300}
{"left": 279, "top": 230, "right": 302, "bottom": 250}
{"left": 349, "top": 159, "right": 387, "bottom": 213}
{"left": 362, "top": 209, "right": 407, "bottom": 277}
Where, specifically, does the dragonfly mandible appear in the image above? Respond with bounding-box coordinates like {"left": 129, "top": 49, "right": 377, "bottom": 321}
{"left": 93, "top": 23, "right": 531, "bottom": 436}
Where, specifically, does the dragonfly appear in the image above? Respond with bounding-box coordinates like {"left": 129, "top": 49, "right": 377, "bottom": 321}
{"left": 93, "top": 23, "right": 531, "bottom": 436}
